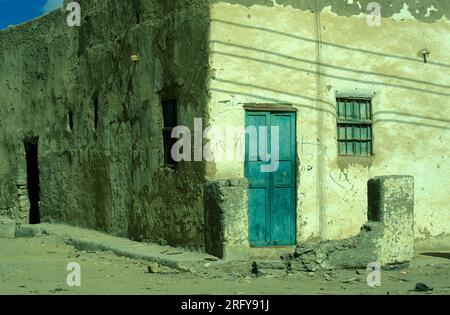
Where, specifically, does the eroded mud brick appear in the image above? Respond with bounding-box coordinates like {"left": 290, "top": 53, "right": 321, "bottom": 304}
{"left": 368, "top": 176, "right": 414, "bottom": 264}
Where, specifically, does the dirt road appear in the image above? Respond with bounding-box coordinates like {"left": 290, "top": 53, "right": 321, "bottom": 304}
{"left": 0, "top": 236, "right": 449, "bottom": 295}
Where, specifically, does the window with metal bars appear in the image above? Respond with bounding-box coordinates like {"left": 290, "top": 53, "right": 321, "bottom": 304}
{"left": 162, "top": 99, "right": 177, "bottom": 166}
{"left": 336, "top": 97, "right": 373, "bottom": 156}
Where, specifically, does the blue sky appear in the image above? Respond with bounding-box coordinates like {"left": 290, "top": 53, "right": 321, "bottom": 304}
{"left": 0, "top": 0, "right": 63, "bottom": 30}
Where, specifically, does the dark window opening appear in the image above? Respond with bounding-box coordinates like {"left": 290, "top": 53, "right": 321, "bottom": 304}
{"left": 162, "top": 99, "right": 177, "bottom": 166}
{"left": 337, "top": 98, "right": 373, "bottom": 156}
{"left": 134, "top": 0, "right": 140, "bottom": 24}
{"left": 24, "top": 137, "right": 40, "bottom": 224}
{"left": 94, "top": 94, "right": 99, "bottom": 131}
{"left": 68, "top": 110, "right": 74, "bottom": 131}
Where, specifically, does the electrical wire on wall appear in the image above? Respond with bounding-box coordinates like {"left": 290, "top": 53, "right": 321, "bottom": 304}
{"left": 314, "top": 0, "right": 327, "bottom": 239}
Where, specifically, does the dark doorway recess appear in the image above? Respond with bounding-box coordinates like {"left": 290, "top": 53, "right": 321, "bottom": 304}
{"left": 24, "top": 137, "right": 41, "bottom": 224}
{"left": 68, "top": 110, "right": 74, "bottom": 131}
{"left": 93, "top": 94, "right": 99, "bottom": 131}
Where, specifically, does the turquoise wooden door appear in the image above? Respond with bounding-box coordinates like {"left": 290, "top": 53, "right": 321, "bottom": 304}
{"left": 245, "top": 111, "right": 296, "bottom": 246}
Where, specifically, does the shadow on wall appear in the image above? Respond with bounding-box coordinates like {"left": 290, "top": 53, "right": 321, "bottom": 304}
{"left": 210, "top": 19, "right": 450, "bottom": 130}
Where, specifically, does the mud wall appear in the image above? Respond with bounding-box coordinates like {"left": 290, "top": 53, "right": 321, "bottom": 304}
{"left": 0, "top": 0, "right": 211, "bottom": 248}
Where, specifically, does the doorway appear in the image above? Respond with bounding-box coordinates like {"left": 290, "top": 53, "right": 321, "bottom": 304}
{"left": 245, "top": 111, "right": 297, "bottom": 246}
{"left": 24, "top": 137, "right": 40, "bottom": 224}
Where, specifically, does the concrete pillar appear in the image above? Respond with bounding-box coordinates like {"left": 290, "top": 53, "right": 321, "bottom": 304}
{"left": 368, "top": 176, "right": 415, "bottom": 264}
{"left": 204, "top": 178, "right": 250, "bottom": 260}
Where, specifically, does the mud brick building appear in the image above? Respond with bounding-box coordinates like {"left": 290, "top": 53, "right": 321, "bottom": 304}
{"left": 0, "top": 0, "right": 449, "bottom": 259}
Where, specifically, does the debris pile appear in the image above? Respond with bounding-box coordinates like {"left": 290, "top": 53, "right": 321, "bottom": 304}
{"left": 281, "top": 222, "right": 384, "bottom": 271}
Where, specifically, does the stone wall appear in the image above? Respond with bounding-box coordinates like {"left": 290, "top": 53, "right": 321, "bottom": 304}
{"left": 368, "top": 176, "right": 415, "bottom": 263}
{"left": 290, "top": 176, "right": 415, "bottom": 270}
{"left": 205, "top": 178, "right": 250, "bottom": 260}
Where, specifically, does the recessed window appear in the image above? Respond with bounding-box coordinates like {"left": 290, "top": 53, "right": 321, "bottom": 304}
{"left": 67, "top": 110, "right": 74, "bottom": 132}
{"left": 162, "top": 99, "right": 177, "bottom": 166}
{"left": 337, "top": 98, "right": 373, "bottom": 156}
{"left": 94, "top": 95, "right": 99, "bottom": 131}
{"left": 133, "top": 0, "right": 140, "bottom": 24}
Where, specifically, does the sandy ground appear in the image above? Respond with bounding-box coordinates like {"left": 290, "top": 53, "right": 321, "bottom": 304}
{"left": 0, "top": 235, "right": 449, "bottom": 295}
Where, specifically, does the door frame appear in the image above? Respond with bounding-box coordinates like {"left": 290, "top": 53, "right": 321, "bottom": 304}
{"left": 244, "top": 104, "right": 298, "bottom": 247}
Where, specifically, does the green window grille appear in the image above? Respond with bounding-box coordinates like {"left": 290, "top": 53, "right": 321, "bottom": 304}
{"left": 337, "top": 97, "right": 373, "bottom": 156}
